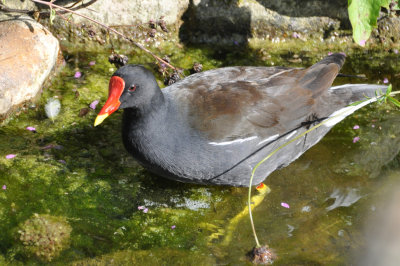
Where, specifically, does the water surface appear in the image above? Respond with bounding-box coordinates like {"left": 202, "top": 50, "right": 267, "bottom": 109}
{"left": 0, "top": 43, "right": 399, "bottom": 265}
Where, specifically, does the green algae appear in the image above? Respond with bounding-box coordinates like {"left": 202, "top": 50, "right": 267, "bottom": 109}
{"left": 0, "top": 38, "right": 400, "bottom": 265}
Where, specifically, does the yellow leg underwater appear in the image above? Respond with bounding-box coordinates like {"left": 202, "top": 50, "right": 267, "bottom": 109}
{"left": 206, "top": 183, "right": 271, "bottom": 246}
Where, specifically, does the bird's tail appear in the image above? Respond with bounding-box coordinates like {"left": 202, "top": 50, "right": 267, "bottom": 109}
{"left": 330, "top": 84, "right": 388, "bottom": 103}
{"left": 322, "top": 84, "right": 388, "bottom": 127}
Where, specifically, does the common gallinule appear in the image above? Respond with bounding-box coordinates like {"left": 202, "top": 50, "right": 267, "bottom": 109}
{"left": 94, "top": 53, "right": 386, "bottom": 186}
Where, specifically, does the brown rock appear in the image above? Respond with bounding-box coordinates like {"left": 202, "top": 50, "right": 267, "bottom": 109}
{"left": 0, "top": 16, "right": 59, "bottom": 117}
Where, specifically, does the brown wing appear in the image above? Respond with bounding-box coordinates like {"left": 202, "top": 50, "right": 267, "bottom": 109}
{"left": 165, "top": 53, "right": 345, "bottom": 141}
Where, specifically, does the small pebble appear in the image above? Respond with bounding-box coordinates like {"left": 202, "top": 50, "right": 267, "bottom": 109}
{"left": 79, "top": 108, "right": 89, "bottom": 117}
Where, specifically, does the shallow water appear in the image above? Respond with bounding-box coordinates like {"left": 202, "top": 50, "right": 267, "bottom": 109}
{"left": 0, "top": 42, "right": 400, "bottom": 265}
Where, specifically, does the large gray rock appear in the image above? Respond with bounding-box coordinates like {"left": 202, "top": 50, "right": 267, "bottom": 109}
{"left": 45, "top": 0, "right": 190, "bottom": 25}
{"left": 0, "top": 16, "right": 59, "bottom": 117}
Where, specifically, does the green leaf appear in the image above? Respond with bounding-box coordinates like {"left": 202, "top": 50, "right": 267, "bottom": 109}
{"left": 392, "top": 0, "right": 400, "bottom": 10}
{"left": 348, "top": 0, "right": 391, "bottom": 46}
{"left": 350, "top": 99, "right": 367, "bottom": 106}
{"left": 388, "top": 96, "right": 400, "bottom": 107}
{"left": 49, "top": 8, "right": 56, "bottom": 25}
{"left": 386, "top": 84, "right": 392, "bottom": 96}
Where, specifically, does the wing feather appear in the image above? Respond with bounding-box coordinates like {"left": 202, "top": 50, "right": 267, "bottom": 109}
{"left": 165, "top": 53, "right": 345, "bottom": 142}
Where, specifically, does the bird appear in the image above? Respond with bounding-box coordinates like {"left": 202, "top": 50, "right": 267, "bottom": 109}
{"left": 94, "top": 53, "right": 386, "bottom": 186}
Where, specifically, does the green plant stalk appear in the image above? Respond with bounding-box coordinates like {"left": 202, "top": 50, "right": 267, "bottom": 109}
{"left": 247, "top": 89, "right": 400, "bottom": 248}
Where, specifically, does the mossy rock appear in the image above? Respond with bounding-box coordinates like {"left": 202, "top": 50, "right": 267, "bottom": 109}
{"left": 16, "top": 214, "right": 72, "bottom": 262}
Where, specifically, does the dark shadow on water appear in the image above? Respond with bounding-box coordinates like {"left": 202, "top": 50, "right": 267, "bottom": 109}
{"left": 254, "top": 0, "right": 350, "bottom": 29}
{"left": 179, "top": 0, "right": 252, "bottom": 46}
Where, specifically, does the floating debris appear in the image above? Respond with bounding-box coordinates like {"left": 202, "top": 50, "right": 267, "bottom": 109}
{"left": 192, "top": 62, "right": 203, "bottom": 73}
{"left": 79, "top": 108, "right": 89, "bottom": 117}
{"left": 281, "top": 202, "right": 290, "bottom": 208}
{"left": 149, "top": 28, "right": 157, "bottom": 37}
{"left": 26, "top": 126, "right": 36, "bottom": 132}
{"left": 248, "top": 245, "right": 276, "bottom": 265}
{"left": 292, "top": 32, "right": 300, "bottom": 38}
{"left": 108, "top": 53, "right": 128, "bottom": 68}
{"left": 45, "top": 98, "right": 61, "bottom": 122}
{"left": 89, "top": 100, "right": 99, "bottom": 110}
{"left": 165, "top": 72, "right": 181, "bottom": 85}
{"left": 74, "top": 71, "right": 82, "bottom": 79}
{"left": 148, "top": 19, "right": 156, "bottom": 29}
{"left": 158, "top": 16, "right": 168, "bottom": 33}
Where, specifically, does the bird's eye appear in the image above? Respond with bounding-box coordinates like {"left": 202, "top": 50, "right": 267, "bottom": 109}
{"left": 128, "top": 85, "right": 136, "bottom": 92}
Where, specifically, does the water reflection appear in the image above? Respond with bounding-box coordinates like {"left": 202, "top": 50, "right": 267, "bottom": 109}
{"left": 355, "top": 179, "right": 400, "bottom": 266}
{"left": 326, "top": 188, "right": 362, "bottom": 211}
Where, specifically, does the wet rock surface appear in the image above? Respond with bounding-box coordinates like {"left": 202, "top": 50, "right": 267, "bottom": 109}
{"left": 0, "top": 15, "right": 59, "bottom": 118}
{"left": 179, "top": 0, "right": 341, "bottom": 45}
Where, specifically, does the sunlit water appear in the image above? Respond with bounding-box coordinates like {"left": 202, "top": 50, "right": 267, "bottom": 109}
{"left": 0, "top": 44, "right": 399, "bottom": 265}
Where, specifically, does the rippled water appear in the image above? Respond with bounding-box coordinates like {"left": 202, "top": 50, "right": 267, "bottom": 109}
{"left": 0, "top": 43, "right": 399, "bottom": 265}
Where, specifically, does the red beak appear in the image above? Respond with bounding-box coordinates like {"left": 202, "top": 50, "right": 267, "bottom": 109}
{"left": 94, "top": 76, "right": 125, "bottom": 126}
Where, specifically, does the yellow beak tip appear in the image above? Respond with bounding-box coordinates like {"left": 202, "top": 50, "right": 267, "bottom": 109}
{"left": 94, "top": 114, "right": 109, "bottom": 127}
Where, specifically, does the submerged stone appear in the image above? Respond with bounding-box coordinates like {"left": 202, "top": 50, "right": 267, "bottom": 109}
{"left": 16, "top": 214, "right": 72, "bottom": 262}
